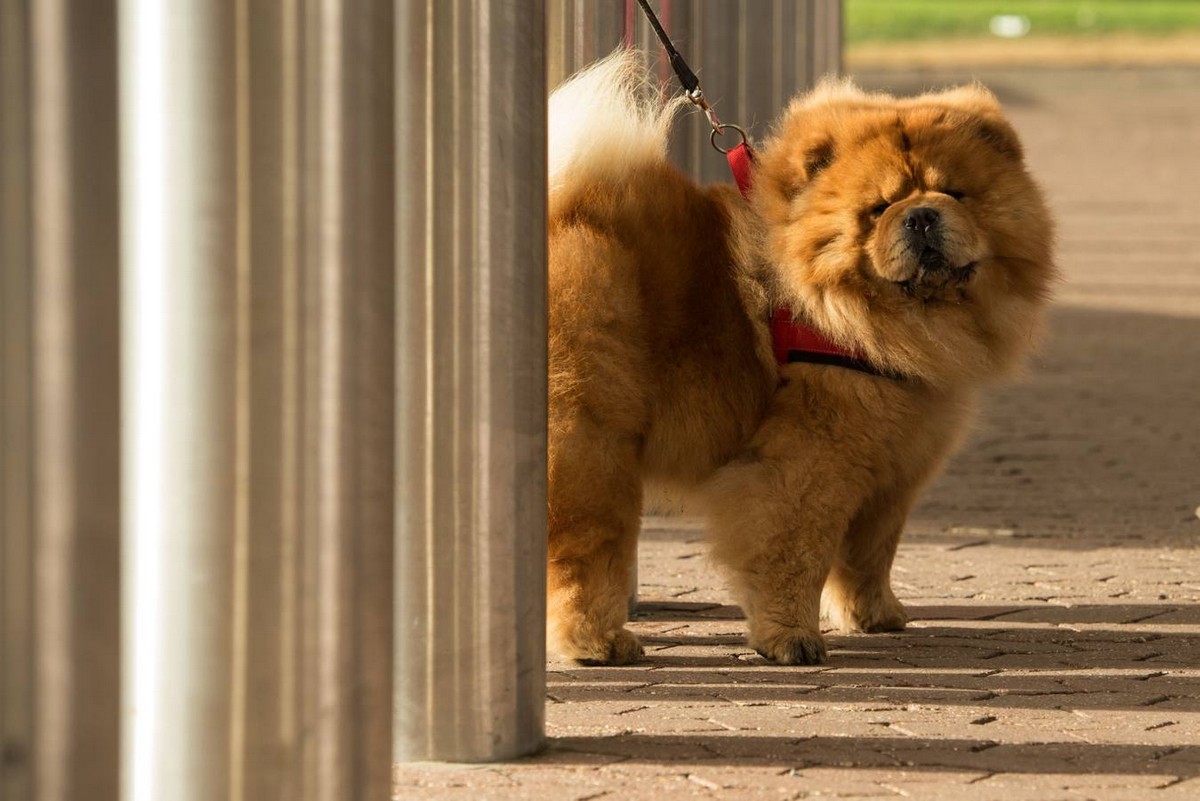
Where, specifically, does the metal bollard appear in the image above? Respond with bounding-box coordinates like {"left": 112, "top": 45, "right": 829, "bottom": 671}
{"left": 394, "top": 0, "right": 549, "bottom": 763}
{"left": 1, "top": 2, "right": 121, "bottom": 799}
{"left": 120, "top": 1, "right": 395, "bottom": 798}
{"left": 119, "top": 3, "right": 242, "bottom": 798}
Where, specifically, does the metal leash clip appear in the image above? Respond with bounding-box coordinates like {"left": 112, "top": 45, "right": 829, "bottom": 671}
{"left": 639, "top": 0, "right": 750, "bottom": 156}
{"left": 685, "top": 87, "right": 720, "bottom": 130}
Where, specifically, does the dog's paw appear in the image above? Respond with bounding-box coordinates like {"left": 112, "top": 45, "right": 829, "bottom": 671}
{"left": 567, "top": 627, "right": 644, "bottom": 666}
{"left": 855, "top": 599, "right": 908, "bottom": 633}
{"left": 827, "top": 592, "right": 908, "bottom": 634}
{"left": 750, "top": 628, "right": 827, "bottom": 665}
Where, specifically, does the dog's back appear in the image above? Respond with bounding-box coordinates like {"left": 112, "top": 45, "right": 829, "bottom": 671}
{"left": 547, "top": 51, "right": 775, "bottom": 487}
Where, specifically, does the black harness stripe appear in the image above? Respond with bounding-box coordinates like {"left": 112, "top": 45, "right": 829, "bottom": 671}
{"left": 785, "top": 351, "right": 905, "bottom": 381}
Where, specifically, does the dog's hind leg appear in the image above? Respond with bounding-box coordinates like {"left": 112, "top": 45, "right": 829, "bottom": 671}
{"left": 546, "top": 220, "right": 653, "bottom": 665}
{"left": 546, "top": 412, "right": 644, "bottom": 665}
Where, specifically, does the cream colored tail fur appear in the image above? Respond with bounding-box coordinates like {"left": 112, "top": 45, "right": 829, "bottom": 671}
{"left": 548, "top": 49, "right": 684, "bottom": 194}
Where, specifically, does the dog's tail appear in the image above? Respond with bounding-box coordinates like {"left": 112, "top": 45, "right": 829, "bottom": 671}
{"left": 548, "top": 48, "right": 684, "bottom": 195}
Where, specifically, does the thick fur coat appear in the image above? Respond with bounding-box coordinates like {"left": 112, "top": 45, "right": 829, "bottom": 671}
{"left": 547, "top": 51, "right": 1055, "bottom": 665}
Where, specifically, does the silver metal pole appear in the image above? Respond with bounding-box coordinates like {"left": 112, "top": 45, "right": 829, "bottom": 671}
{"left": 119, "top": 2, "right": 241, "bottom": 799}
{"left": 237, "top": 6, "right": 306, "bottom": 796}
{"left": 545, "top": 0, "right": 625, "bottom": 90}
{"left": 297, "top": 0, "right": 395, "bottom": 797}
{"left": 1, "top": 7, "right": 37, "bottom": 799}
{"left": 121, "top": 1, "right": 396, "bottom": 799}
{"left": 395, "top": 0, "right": 548, "bottom": 763}
{"left": 1, "top": 2, "right": 121, "bottom": 799}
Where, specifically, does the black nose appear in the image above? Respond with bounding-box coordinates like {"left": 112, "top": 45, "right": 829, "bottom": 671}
{"left": 904, "top": 207, "right": 941, "bottom": 237}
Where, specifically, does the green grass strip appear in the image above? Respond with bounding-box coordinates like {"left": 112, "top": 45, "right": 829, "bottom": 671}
{"left": 847, "top": 0, "right": 1200, "bottom": 43}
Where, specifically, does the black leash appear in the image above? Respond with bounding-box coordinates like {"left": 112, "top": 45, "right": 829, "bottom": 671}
{"left": 634, "top": 0, "right": 748, "bottom": 154}
{"left": 635, "top": 0, "right": 701, "bottom": 99}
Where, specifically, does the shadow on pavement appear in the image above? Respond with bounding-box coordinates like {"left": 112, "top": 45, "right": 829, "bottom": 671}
{"left": 553, "top": 653, "right": 1200, "bottom": 711}
{"left": 910, "top": 305, "right": 1200, "bottom": 547}
{"left": 539, "top": 734, "right": 1198, "bottom": 777}
{"left": 543, "top": 600, "right": 1200, "bottom": 715}
{"left": 634, "top": 601, "right": 1200, "bottom": 625}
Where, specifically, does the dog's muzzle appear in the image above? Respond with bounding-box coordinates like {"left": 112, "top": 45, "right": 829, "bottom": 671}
{"left": 894, "top": 206, "right": 977, "bottom": 296}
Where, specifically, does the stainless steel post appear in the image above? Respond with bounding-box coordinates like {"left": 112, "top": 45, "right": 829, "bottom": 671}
{"left": 297, "top": 0, "right": 395, "bottom": 797}
{"left": 120, "top": 1, "right": 395, "bottom": 798}
{"left": 1, "top": 8, "right": 37, "bottom": 800}
{"left": 545, "top": 0, "right": 625, "bottom": 90}
{"left": 395, "top": 0, "right": 548, "bottom": 763}
{"left": 119, "top": 3, "right": 240, "bottom": 799}
{"left": 1, "top": 2, "right": 121, "bottom": 799}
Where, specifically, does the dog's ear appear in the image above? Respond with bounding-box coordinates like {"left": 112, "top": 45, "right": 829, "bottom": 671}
{"left": 760, "top": 78, "right": 870, "bottom": 198}
{"left": 789, "top": 78, "right": 866, "bottom": 184}
{"left": 972, "top": 116, "right": 1023, "bottom": 160}
{"left": 928, "top": 84, "right": 1024, "bottom": 160}
{"left": 802, "top": 138, "right": 836, "bottom": 181}
{"left": 765, "top": 134, "right": 836, "bottom": 201}
{"left": 772, "top": 117, "right": 843, "bottom": 199}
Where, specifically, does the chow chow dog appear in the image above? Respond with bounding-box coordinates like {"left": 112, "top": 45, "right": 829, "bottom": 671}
{"left": 546, "top": 50, "right": 1054, "bottom": 665}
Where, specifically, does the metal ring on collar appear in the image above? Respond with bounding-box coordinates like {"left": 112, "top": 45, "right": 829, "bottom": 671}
{"left": 710, "top": 123, "right": 748, "bottom": 154}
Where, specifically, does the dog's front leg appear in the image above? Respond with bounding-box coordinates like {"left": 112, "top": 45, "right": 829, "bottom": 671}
{"left": 703, "top": 395, "right": 871, "bottom": 666}
{"left": 821, "top": 487, "right": 914, "bottom": 634}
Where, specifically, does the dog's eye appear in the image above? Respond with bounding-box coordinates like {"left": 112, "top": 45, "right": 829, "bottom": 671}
{"left": 869, "top": 201, "right": 891, "bottom": 218}
{"left": 944, "top": 189, "right": 966, "bottom": 201}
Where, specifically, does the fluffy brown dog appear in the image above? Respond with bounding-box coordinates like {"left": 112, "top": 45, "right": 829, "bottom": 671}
{"left": 547, "top": 51, "right": 1055, "bottom": 665}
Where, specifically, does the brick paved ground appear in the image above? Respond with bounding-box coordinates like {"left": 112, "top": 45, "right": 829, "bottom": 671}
{"left": 395, "top": 67, "right": 1200, "bottom": 799}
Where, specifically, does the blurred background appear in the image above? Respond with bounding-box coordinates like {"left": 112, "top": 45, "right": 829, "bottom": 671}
{"left": 847, "top": 0, "right": 1200, "bottom": 68}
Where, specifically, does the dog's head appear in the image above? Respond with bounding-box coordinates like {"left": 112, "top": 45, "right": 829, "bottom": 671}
{"left": 754, "top": 81, "right": 1057, "bottom": 385}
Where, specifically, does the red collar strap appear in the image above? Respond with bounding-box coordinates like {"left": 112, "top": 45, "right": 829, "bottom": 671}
{"left": 727, "top": 145, "right": 900, "bottom": 380}
{"left": 727, "top": 141, "right": 755, "bottom": 199}
{"left": 769, "top": 306, "right": 900, "bottom": 379}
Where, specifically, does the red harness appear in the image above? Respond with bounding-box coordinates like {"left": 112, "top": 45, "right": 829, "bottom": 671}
{"left": 726, "top": 144, "right": 893, "bottom": 379}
